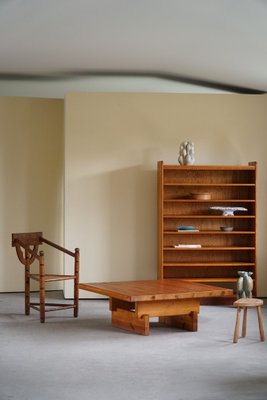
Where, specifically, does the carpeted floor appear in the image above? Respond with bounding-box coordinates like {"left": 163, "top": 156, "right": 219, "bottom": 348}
{"left": 0, "top": 292, "right": 267, "bottom": 400}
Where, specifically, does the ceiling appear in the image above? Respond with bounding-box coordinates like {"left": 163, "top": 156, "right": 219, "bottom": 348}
{"left": 1, "top": 0, "right": 267, "bottom": 93}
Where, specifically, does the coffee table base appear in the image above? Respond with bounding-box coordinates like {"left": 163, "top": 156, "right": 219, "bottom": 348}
{"left": 110, "top": 297, "right": 199, "bottom": 335}
{"left": 79, "top": 279, "right": 233, "bottom": 336}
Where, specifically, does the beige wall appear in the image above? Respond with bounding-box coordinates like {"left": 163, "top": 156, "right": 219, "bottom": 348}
{"left": 65, "top": 93, "right": 267, "bottom": 297}
{"left": 0, "top": 96, "right": 64, "bottom": 292}
{"left": 2, "top": 93, "right": 267, "bottom": 297}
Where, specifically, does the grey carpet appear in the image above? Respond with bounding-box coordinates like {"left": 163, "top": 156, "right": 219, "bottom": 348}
{"left": 0, "top": 292, "right": 267, "bottom": 400}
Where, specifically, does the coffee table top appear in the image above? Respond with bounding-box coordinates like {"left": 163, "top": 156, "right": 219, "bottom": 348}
{"left": 79, "top": 279, "right": 233, "bottom": 302}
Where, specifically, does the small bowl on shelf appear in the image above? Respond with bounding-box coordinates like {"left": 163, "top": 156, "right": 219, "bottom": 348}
{"left": 220, "top": 226, "right": 234, "bottom": 232}
{"left": 190, "top": 192, "right": 211, "bottom": 200}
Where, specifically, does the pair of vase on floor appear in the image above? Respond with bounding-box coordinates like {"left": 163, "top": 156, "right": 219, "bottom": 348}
{"left": 237, "top": 271, "right": 253, "bottom": 298}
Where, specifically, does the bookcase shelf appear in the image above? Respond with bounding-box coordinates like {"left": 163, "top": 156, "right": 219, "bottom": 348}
{"left": 157, "top": 161, "right": 257, "bottom": 303}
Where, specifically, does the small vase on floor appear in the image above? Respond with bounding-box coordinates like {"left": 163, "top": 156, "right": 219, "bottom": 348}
{"left": 237, "top": 271, "right": 253, "bottom": 298}
{"left": 243, "top": 272, "right": 253, "bottom": 298}
{"left": 237, "top": 271, "right": 245, "bottom": 298}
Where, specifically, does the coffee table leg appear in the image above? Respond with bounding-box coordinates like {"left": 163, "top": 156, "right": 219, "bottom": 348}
{"left": 160, "top": 311, "right": 198, "bottom": 332}
{"left": 112, "top": 308, "right": 149, "bottom": 335}
{"left": 110, "top": 298, "right": 150, "bottom": 335}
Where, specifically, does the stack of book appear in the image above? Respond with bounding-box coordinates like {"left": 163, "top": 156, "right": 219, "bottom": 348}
{"left": 174, "top": 226, "right": 201, "bottom": 248}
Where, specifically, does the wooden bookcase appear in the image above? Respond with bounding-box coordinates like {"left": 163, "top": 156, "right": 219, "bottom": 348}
{"left": 157, "top": 161, "right": 257, "bottom": 303}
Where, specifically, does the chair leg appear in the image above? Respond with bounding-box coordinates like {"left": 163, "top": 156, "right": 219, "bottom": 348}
{"left": 257, "top": 306, "right": 265, "bottom": 342}
{"left": 39, "top": 279, "right": 45, "bottom": 323}
{"left": 39, "top": 253, "right": 45, "bottom": 323}
{"left": 242, "top": 307, "right": 247, "bottom": 337}
{"left": 25, "top": 265, "right": 30, "bottom": 315}
{"left": 233, "top": 307, "right": 241, "bottom": 343}
{"left": 74, "top": 248, "right": 80, "bottom": 318}
{"left": 74, "top": 278, "right": 79, "bottom": 318}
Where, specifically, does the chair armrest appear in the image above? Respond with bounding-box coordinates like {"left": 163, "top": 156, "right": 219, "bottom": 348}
{"left": 42, "top": 237, "right": 77, "bottom": 257}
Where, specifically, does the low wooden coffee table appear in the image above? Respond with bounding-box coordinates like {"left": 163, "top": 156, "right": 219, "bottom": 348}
{"left": 79, "top": 279, "right": 233, "bottom": 335}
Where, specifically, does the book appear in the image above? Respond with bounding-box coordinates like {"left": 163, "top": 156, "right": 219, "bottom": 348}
{"left": 177, "top": 229, "right": 199, "bottom": 232}
{"left": 173, "top": 244, "right": 202, "bottom": 248}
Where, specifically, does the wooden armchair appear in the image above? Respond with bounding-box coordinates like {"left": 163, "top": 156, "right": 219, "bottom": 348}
{"left": 12, "top": 232, "right": 80, "bottom": 323}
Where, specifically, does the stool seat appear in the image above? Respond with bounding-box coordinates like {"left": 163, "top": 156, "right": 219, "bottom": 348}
{"left": 233, "top": 297, "right": 265, "bottom": 343}
{"left": 234, "top": 298, "right": 263, "bottom": 308}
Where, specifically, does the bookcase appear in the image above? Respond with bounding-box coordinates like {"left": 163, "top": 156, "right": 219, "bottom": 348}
{"left": 157, "top": 161, "right": 257, "bottom": 303}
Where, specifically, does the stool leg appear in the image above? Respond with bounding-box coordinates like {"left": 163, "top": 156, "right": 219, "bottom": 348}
{"left": 256, "top": 306, "right": 265, "bottom": 342}
{"left": 233, "top": 307, "right": 241, "bottom": 343}
{"left": 242, "top": 307, "right": 247, "bottom": 337}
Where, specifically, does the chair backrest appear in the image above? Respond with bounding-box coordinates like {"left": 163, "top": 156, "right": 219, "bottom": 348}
{"left": 12, "top": 232, "right": 43, "bottom": 266}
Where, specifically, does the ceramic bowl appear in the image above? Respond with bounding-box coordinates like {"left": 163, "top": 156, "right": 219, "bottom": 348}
{"left": 220, "top": 226, "right": 234, "bottom": 232}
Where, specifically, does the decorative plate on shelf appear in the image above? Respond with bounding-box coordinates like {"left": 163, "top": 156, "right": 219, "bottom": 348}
{"left": 210, "top": 206, "right": 248, "bottom": 216}
{"left": 176, "top": 226, "right": 196, "bottom": 231}
{"left": 176, "top": 226, "right": 199, "bottom": 232}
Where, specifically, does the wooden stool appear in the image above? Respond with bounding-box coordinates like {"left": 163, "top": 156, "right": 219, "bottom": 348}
{"left": 233, "top": 298, "right": 265, "bottom": 343}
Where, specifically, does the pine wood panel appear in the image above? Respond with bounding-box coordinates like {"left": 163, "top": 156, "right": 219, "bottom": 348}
{"left": 79, "top": 279, "right": 232, "bottom": 302}
{"left": 79, "top": 279, "right": 233, "bottom": 335}
{"left": 157, "top": 161, "right": 257, "bottom": 300}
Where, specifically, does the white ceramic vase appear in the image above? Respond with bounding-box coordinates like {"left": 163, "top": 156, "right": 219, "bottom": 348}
{"left": 237, "top": 271, "right": 253, "bottom": 298}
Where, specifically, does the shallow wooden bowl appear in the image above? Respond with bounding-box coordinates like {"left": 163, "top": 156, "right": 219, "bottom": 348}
{"left": 190, "top": 192, "right": 211, "bottom": 200}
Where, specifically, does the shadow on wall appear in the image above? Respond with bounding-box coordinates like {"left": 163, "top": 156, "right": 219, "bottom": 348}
{"left": 0, "top": 98, "right": 64, "bottom": 292}
{"left": 109, "top": 165, "right": 158, "bottom": 280}
{"left": 65, "top": 164, "right": 158, "bottom": 286}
